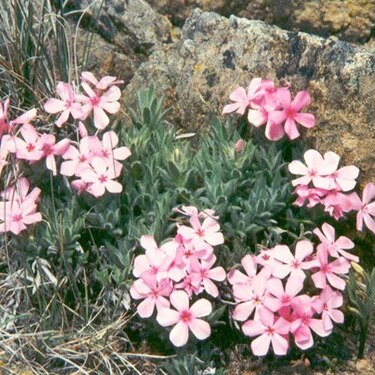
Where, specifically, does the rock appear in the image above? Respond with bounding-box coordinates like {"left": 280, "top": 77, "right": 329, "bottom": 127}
{"left": 145, "top": 0, "right": 375, "bottom": 46}
{"left": 123, "top": 9, "right": 375, "bottom": 183}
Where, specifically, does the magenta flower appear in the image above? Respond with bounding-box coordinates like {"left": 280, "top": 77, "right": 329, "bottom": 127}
{"left": 242, "top": 307, "right": 290, "bottom": 356}
{"left": 80, "top": 157, "right": 122, "bottom": 197}
{"left": 156, "top": 290, "right": 212, "bottom": 347}
{"left": 271, "top": 89, "right": 315, "bottom": 140}
{"left": 44, "top": 82, "right": 83, "bottom": 127}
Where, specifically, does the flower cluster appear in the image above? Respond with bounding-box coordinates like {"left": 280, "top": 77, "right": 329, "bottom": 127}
{"left": 130, "top": 206, "right": 226, "bottom": 347}
{"left": 0, "top": 72, "right": 129, "bottom": 234}
{"left": 289, "top": 149, "right": 375, "bottom": 234}
{"left": 228, "top": 222, "right": 358, "bottom": 356}
{"left": 223, "top": 78, "right": 316, "bottom": 141}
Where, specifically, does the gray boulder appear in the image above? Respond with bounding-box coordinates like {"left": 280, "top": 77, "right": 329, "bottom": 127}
{"left": 123, "top": 9, "right": 375, "bottom": 183}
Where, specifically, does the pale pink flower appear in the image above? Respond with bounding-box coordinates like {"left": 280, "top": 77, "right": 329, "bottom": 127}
{"left": 232, "top": 274, "right": 270, "bottom": 321}
{"left": 350, "top": 183, "right": 375, "bottom": 234}
{"left": 265, "top": 277, "right": 304, "bottom": 312}
{"left": 130, "top": 273, "right": 172, "bottom": 318}
{"left": 1, "top": 177, "right": 41, "bottom": 204}
{"left": 271, "top": 241, "right": 314, "bottom": 282}
{"left": 39, "top": 134, "right": 70, "bottom": 175}
{"left": 311, "top": 247, "right": 350, "bottom": 290}
{"left": 189, "top": 255, "right": 226, "bottom": 297}
{"left": 312, "top": 286, "right": 344, "bottom": 331}
{"left": 80, "top": 83, "right": 121, "bottom": 129}
{"left": 156, "top": 290, "right": 212, "bottom": 347}
{"left": 80, "top": 156, "right": 122, "bottom": 197}
{"left": 177, "top": 215, "right": 224, "bottom": 247}
{"left": 60, "top": 136, "right": 100, "bottom": 177}
{"left": 10, "top": 124, "right": 43, "bottom": 161}
{"left": 292, "top": 185, "right": 326, "bottom": 207}
{"left": 71, "top": 179, "right": 88, "bottom": 195}
{"left": 322, "top": 190, "right": 355, "bottom": 220}
{"left": 44, "top": 82, "right": 83, "bottom": 127}
{"left": 313, "top": 222, "right": 358, "bottom": 262}
{"left": 9, "top": 108, "right": 37, "bottom": 130}
{"left": 242, "top": 307, "right": 290, "bottom": 356}
{"left": 288, "top": 149, "right": 339, "bottom": 189}
{"left": 271, "top": 89, "right": 315, "bottom": 139}
{"left": 227, "top": 254, "right": 258, "bottom": 286}
{"left": 223, "top": 78, "right": 263, "bottom": 115}
{"left": 290, "top": 295, "right": 331, "bottom": 350}
{"left": 81, "top": 71, "right": 124, "bottom": 90}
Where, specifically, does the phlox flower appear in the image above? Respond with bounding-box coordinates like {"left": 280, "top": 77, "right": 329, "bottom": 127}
{"left": 130, "top": 273, "right": 172, "bottom": 318}
{"left": 292, "top": 185, "right": 325, "bottom": 207}
{"left": 227, "top": 254, "right": 258, "bottom": 286}
{"left": 189, "top": 255, "right": 226, "bottom": 297}
{"left": 81, "top": 72, "right": 124, "bottom": 90}
{"left": 265, "top": 276, "right": 304, "bottom": 312}
{"left": 350, "top": 183, "right": 375, "bottom": 234}
{"left": 271, "top": 241, "right": 314, "bottom": 282}
{"left": 290, "top": 295, "right": 331, "bottom": 350}
{"left": 8, "top": 124, "right": 43, "bottom": 161}
{"left": 177, "top": 214, "right": 224, "bottom": 247}
{"left": 312, "top": 286, "right": 344, "bottom": 331}
{"left": 232, "top": 273, "right": 271, "bottom": 321}
{"left": 44, "top": 82, "right": 83, "bottom": 127}
{"left": 60, "top": 136, "right": 101, "bottom": 177}
{"left": 222, "top": 78, "right": 263, "bottom": 115}
{"left": 9, "top": 108, "right": 37, "bottom": 130}
{"left": 271, "top": 89, "right": 315, "bottom": 140}
{"left": 288, "top": 149, "right": 339, "bottom": 189}
{"left": 311, "top": 247, "right": 351, "bottom": 290}
{"left": 80, "top": 156, "right": 123, "bottom": 197}
{"left": 242, "top": 307, "right": 290, "bottom": 356}
{"left": 313, "top": 222, "right": 358, "bottom": 262}
{"left": 80, "top": 82, "right": 121, "bottom": 129}
{"left": 322, "top": 190, "right": 355, "bottom": 220}
{"left": 156, "top": 290, "right": 212, "bottom": 347}
{"left": 39, "top": 134, "right": 70, "bottom": 175}
{"left": 0, "top": 178, "right": 42, "bottom": 235}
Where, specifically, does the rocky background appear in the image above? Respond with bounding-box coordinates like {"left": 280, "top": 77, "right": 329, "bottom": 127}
{"left": 60, "top": 0, "right": 375, "bottom": 184}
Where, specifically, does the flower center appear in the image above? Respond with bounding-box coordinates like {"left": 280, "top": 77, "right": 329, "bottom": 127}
{"left": 196, "top": 228, "right": 205, "bottom": 237}
{"left": 180, "top": 310, "right": 192, "bottom": 323}
{"left": 26, "top": 143, "right": 35, "bottom": 152}
{"left": 98, "top": 174, "right": 107, "bottom": 183}
{"left": 12, "top": 214, "right": 23, "bottom": 222}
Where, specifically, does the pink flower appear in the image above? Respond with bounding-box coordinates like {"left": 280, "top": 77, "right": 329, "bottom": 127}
{"left": 44, "top": 82, "right": 83, "bottom": 127}
{"left": 271, "top": 241, "right": 314, "bottom": 282}
{"left": 9, "top": 108, "right": 37, "bottom": 130}
{"left": 177, "top": 215, "right": 224, "bottom": 247}
{"left": 350, "top": 183, "right": 375, "bottom": 234}
{"left": 223, "top": 78, "right": 263, "bottom": 115}
{"left": 130, "top": 273, "right": 172, "bottom": 318}
{"left": 10, "top": 124, "right": 43, "bottom": 161}
{"left": 290, "top": 295, "right": 331, "bottom": 350}
{"left": 313, "top": 222, "right": 358, "bottom": 262}
{"left": 80, "top": 157, "right": 122, "bottom": 197}
{"left": 242, "top": 307, "right": 290, "bottom": 356}
{"left": 271, "top": 89, "right": 315, "bottom": 140}
{"left": 312, "top": 286, "right": 344, "bottom": 331}
{"left": 311, "top": 247, "right": 350, "bottom": 290}
{"left": 60, "top": 136, "right": 100, "bottom": 177}
{"left": 156, "top": 290, "right": 212, "bottom": 347}
{"left": 235, "top": 138, "right": 245, "bottom": 153}
{"left": 81, "top": 71, "right": 124, "bottom": 90}
{"left": 227, "top": 254, "right": 258, "bottom": 286}
{"left": 189, "top": 255, "right": 226, "bottom": 297}
{"left": 292, "top": 185, "right": 326, "bottom": 207}
{"left": 80, "top": 83, "right": 121, "bottom": 129}
{"left": 322, "top": 190, "right": 355, "bottom": 220}
{"left": 39, "top": 134, "right": 70, "bottom": 175}
{"left": 288, "top": 149, "right": 339, "bottom": 189}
